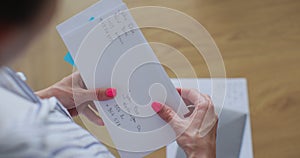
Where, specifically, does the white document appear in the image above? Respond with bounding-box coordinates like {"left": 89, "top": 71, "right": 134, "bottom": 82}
{"left": 57, "top": 0, "right": 189, "bottom": 157}
{"left": 167, "top": 78, "right": 253, "bottom": 158}
{"left": 57, "top": 2, "right": 128, "bottom": 55}
{"left": 57, "top": 0, "right": 122, "bottom": 36}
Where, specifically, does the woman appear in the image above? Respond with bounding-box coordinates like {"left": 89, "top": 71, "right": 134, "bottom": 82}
{"left": 0, "top": 0, "right": 218, "bottom": 157}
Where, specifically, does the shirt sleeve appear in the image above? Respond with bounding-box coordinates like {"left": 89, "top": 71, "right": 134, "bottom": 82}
{"left": 0, "top": 95, "right": 115, "bottom": 158}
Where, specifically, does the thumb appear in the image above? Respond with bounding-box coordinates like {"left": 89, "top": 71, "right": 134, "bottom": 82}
{"left": 151, "top": 102, "right": 183, "bottom": 134}
{"left": 77, "top": 88, "right": 117, "bottom": 104}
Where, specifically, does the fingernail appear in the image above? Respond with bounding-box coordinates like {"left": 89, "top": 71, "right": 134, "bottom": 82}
{"left": 151, "top": 102, "right": 162, "bottom": 113}
{"left": 105, "top": 88, "right": 117, "bottom": 97}
{"left": 98, "top": 121, "right": 105, "bottom": 126}
{"left": 176, "top": 88, "right": 182, "bottom": 95}
{"left": 100, "top": 121, "right": 105, "bottom": 126}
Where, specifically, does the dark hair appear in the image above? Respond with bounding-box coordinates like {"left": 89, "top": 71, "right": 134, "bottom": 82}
{"left": 0, "top": 0, "right": 48, "bottom": 25}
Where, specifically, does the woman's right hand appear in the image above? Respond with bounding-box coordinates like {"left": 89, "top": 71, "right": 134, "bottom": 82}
{"left": 151, "top": 88, "right": 218, "bottom": 158}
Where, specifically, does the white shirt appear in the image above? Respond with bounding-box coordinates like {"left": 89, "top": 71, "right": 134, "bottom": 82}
{"left": 0, "top": 67, "right": 115, "bottom": 158}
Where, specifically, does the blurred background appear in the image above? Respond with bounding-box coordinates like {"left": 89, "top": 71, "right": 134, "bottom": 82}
{"left": 9, "top": 0, "right": 300, "bottom": 157}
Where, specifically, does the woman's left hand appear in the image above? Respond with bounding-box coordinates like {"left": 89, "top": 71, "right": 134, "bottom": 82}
{"left": 36, "top": 72, "right": 116, "bottom": 126}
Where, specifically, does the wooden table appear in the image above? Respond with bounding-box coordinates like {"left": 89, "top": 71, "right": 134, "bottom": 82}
{"left": 11, "top": 0, "right": 300, "bottom": 157}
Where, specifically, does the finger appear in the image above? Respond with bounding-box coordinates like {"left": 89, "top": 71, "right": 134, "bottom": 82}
{"left": 187, "top": 94, "right": 212, "bottom": 126}
{"left": 75, "top": 88, "right": 117, "bottom": 104}
{"left": 198, "top": 96, "right": 218, "bottom": 137}
{"left": 94, "top": 88, "right": 117, "bottom": 101}
{"left": 183, "top": 105, "right": 196, "bottom": 118}
{"left": 199, "top": 112, "right": 218, "bottom": 137}
{"left": 177, "top": 88, "right": 193, "bottom": 106}
{"left": 183, "top": 98, "right": 193, "bottom": 106}
{"left": 87, "top": 101, "right": 98, "bottom": 112}
{"left": 189, "top": 101, "right": 209, "bottom": 128}
{"left": 81, "top": 107, "right": 105, "bottom": 126}
{"left": 151, "top": 102, "right": 184, "bottom": 134}
{"left": 79, "top": 101, "right": 99, "bottom": 114}
{"left": 180, "top": 89, "right": 205, "bottom": 105}
{"left": 176, "top": 88, "right": 182, "bottom": 95}
{"left": 181, "top": 89, "right": 213, "bottom": 109}
{"left": 73, "top": 71, "right": 87, "bottom": 89}
{"left": 202, "top": 94, "right": 215, "bottom": 115}
{"left": 68, "top": 108, "right": 78, "bottom": 117}
{"left": 189, "top": 94, "right": 217, "bottom": 133}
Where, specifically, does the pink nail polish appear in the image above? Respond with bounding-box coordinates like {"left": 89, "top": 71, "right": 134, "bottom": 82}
{"left": 176, "top": 88, "right": 182, "bottom": 95}
{"left": 151, "top": 102, "right": 162, "bottom": 113}
{"left": 105, "top": 88, "right": 117, "bottom": 97}
{"left": 100, "top": 121, "right": 105, "bottom": 126}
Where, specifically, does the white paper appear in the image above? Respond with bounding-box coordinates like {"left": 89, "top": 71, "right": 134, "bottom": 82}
{"left": 57, "top": 0, "right": 122, "bottom": 36}
{"left": 58, "top": 3, "right": 127, "bottom": 55}
{"left": 167, "top": 78, "right": 253, "bottom": 158}
{"left": 57, "top": 1, "right": 189, "bottom": 157}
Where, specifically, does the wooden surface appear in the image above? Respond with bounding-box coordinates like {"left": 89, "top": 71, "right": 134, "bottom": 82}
{"left": 10, "top": 0, "right": 300, "bottom": 157}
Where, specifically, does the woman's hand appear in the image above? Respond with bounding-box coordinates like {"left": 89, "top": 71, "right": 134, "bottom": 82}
{"left": 151, "top": 88, "right": 218, "bottom": 158}
{"left": 36, "top": 72, "right": 116, "bottom": 126}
